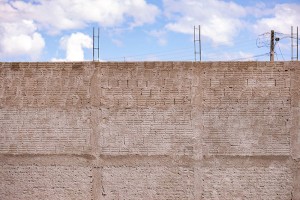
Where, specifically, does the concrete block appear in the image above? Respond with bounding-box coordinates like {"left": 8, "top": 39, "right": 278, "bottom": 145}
{"left": 0, "top": 165, "right": 93, "bottom": 200}
{"left": 101, "top": 166, "right": 194, "bottom": 199}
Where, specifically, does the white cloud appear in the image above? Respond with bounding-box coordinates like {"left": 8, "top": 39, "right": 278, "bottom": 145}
{"left": 163, "top": 0, "right": 300, "bottom": 46}
{"left": 0, "top": 20, "right": 45, "bottom": 60}
{"left": 148, "top": 30, "right": 167, "bottom": 46}
{"left": 0, "top": 0, "right": 20, "bottom": 22}
{"left": 111, "top": 38, "right": 124, "bottom": 47}
{"left": 245, "top": 2, "right": 273, "bottom": 19}
{"left": 253, "top": 3, "right": 300, "bottom": 34}
{"left": 0, "top": 0, "right": 159, "bottom": 60}
{"left": 9, "top": 0, "right": 160, "bottom": 34}
{"left": 56, "top": 32, "right": 92, "bottom": 61}
{"left": 163, "top": 0, "right": 246, "bottom": 45}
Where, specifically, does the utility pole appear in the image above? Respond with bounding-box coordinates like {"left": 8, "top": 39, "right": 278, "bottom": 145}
{"left": 270, "top": 30, "right": 275, "bottom": 62}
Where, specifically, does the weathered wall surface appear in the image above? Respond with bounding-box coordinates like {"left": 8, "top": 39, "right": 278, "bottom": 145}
{"left": 0, "top": 61, "right": 299, "bottom": 199}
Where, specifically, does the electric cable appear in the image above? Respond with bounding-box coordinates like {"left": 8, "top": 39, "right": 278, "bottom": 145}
{"left": 277, "top": 43, "right": 285, "bottom": 61}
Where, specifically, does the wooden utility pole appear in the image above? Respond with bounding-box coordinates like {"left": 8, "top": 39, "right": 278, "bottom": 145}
{"left": 270, "top": 30, "right": 275, "bottom": 62}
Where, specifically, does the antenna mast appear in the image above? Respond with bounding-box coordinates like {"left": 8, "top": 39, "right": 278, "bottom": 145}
{"left": 291, "top": 26, "right": 299, "bottom": 61}
{"left": 93, "top": 27, "right": 100, "bottom": 61}
{"left": 194, "top": 25, "right": 201, "bottom": 62}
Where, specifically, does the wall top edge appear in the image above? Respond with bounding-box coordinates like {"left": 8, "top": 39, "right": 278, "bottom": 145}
{"left": 1, "top": 61, "right": 299, "bottom": 64}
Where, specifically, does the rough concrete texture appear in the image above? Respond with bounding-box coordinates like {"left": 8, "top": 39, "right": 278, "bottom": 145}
{"left": 0, "top": 61, "right": 299, "bottom": 199}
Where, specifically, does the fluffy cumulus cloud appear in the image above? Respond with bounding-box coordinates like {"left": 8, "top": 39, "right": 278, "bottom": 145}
{"left": 0, "top": 20, "right": 45, "bottom": 59}
{"left": 163, "top": 0, "right": 246, "bottom": 45}
{"left": 163, "top": 0, "right": 300, "bottom": 46}
{"left": 2, "top": 0, "right": 300, "bottom": 61}
{"left": 0, "top": 0, "right": 159, "bottom": 60}
{"left": 56, "top": 32, "right": 92, "bottom": 61}
{"left": 9, "top": 0, "right": 160, "bottom": 34}
{"left": 253, "top": 3, "right": 300, "bottom": 34}
{"left": 148, "top": 30, "right": 167, "bottom": 46}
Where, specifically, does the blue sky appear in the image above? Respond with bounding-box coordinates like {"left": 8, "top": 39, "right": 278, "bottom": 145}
{"left": 1, "top": 0, "right": 300, "bottom": 62}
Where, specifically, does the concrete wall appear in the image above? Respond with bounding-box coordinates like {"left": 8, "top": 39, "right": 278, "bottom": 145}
{"left": 0, "top": 61, "right": 299, "bottom": 199}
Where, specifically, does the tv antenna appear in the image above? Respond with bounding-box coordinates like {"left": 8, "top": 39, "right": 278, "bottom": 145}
{"left": 194, "top": 25, "right": 201, "bottom": 62}
{"left": 93, "top": 27, "right": 100, "bottom": 61}
{"left": 291, "top": 26, "right": 299, "bottom": 61}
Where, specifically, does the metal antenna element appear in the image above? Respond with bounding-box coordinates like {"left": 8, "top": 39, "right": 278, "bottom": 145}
{"left": 93, "top": 27, "right": 100, "bottom": 61}
{"left": 291, "top": 26, "right": 299, "bottom": 61}
{"left": 194, "top": 25, "right": 201, "bottom": 62}
{"left": 256, "top": 32, "right": 271, "bottom": 48}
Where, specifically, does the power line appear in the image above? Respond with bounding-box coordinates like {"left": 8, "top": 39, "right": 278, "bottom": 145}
{"left": 104, "top": 34, "right": 260, "bottom": 61}
{"left": 228, "top": 53, "right": 270, "bottom": 61}
{"left": 101, "top": 31, "right": 276, "bottom": 62}
{"left": 277, "top": 43, "right": 285, "bottom": 61}
{"left": 103, "top": 46, "right": 193, "bottom": 61}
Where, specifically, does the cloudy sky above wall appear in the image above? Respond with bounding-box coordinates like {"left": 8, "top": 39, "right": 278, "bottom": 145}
{"left": 0, "top": 0, "right": 300, "bottom": 62}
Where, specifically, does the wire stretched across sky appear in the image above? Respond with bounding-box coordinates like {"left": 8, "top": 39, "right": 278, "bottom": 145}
{"left": 102, "top": 38, "right": 266, "bottom": 62}
{"left": 98, "top": 29, "right": 298, "bottom": 62}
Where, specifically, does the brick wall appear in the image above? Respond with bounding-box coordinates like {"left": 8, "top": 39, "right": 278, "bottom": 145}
{"left": 0, "top": 61, "right": 299, "bottom": 199}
